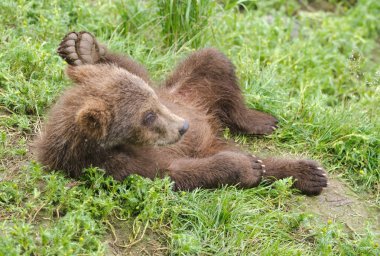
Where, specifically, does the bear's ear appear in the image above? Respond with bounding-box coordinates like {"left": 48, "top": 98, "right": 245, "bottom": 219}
{"left": 75, "top": 99, "right": 111, "bottom": 139}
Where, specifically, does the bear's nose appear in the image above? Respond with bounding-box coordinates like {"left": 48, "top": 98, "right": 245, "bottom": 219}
{"left": 179, "top": 120, "right": 189, "bottom": 136}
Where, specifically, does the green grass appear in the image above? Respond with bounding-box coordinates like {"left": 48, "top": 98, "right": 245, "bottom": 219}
{"left": 156, "top": 0, "right": 214, "bottom": 48}
{"left": 0, "top": 0, "right": 379, "bottom": 255}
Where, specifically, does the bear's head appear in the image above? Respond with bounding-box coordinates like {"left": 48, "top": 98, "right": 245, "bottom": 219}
{"left": 65, "top": 64, "right": 189, "bottom": 148}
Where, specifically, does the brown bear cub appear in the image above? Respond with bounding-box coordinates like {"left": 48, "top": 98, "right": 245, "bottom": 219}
{"left": 34, "top": 31, "right": 328, "bottom": 195}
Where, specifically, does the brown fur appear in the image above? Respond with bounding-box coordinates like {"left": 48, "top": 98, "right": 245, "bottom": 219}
{"left": 35, "top": 31, "right": 328, "bottom": 196}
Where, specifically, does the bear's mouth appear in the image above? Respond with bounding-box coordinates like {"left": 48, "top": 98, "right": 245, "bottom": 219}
{"left": 151, "top": 119, "right": 189, "bottom": 147}
{"left": 154, "top": 134, "right": 184, "bottom": 147}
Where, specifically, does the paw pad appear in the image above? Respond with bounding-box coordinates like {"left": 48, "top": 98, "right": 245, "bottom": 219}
{"left": 57, "top": 31, "right": 106, "bottom": 65}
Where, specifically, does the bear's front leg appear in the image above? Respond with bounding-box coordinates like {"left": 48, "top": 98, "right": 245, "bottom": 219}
{"left": 167, "top": 151, "right": 265, "bottom": 190}
{"left": 262, "top": 158, "right": 328, "bottom": 195}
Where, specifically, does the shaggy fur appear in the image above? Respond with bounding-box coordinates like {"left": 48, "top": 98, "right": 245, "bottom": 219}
{"left": 35, "top": 31, "right": 328, "bottom": 195}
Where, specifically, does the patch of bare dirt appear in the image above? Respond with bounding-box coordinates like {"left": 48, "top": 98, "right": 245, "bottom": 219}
{"left": 0, "top": 129, "right": 32, "bottom": 181}
{"left": 104, "top": 219, "right": 168, "bottom": 256}
{"left": 298, "top": 0, "right": 357, "bottom": 13}
{"left": 302, "top": 177, "right": 380, "bottom": 236}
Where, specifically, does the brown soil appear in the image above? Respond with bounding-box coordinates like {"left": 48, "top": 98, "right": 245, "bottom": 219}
{"left": 298, "top": 0, "right": 357, "bottom": 13}
{"left": 104, "top": 219, "right": 168, "bottom": 256}
{"left": 0, "top": 130, "right": 31, "bottom": 181}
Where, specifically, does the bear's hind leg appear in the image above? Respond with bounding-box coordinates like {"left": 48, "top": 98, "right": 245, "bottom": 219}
{"left": 262, "top": 158, "right": 328, "bottom": 196}
{"left": 165, "top": 48, "right": 278, "bottom": 135}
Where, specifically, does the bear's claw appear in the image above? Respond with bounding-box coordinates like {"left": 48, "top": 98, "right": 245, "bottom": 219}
{"left": 239, "top": 109, "right": 279, "bottom": 136}
{"left": 293, "top": 160, "right": 328, "bottom": 196}
{"left": 57, "top": 31, "right": 106, "bottom": 65}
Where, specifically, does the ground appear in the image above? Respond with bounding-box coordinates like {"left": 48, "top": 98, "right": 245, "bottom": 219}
{"left": 0, "top": 0, "right": 379, "bottom": 255}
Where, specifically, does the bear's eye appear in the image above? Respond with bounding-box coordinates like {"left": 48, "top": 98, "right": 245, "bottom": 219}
{"left": 142, "top": 111, "right": 157, "bottom": 126}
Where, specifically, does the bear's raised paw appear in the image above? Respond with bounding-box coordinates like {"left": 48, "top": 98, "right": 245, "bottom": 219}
{"left": 57, "top": 31, "right": 106, "bottom": 65}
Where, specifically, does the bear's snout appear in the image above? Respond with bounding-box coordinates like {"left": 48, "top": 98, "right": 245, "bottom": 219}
{"left": 179, "top": 120, "right": 189, "bottom": 136}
